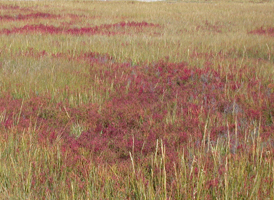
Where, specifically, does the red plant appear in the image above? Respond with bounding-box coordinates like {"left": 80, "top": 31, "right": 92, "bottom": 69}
{"left": 0, "top": 21, "right": 160, "bottom": 36}
{"left": 248, "top": 26, "right": 274, "bottom": 37}
{"left": 0, "top": 12, "right": 60, "bottom": 21}
{"left": 0, "top": 47, "right": 273, "bottom": 176}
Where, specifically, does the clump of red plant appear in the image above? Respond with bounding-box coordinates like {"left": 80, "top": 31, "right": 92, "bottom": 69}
{"left": 0, "top": 5, "right": 20, "bottom": 10}
{"left": 0, "top": 12, "right": 60, "bottom": 21}
{"left": 196, "top": 20, "right": 224, "bottom": 33}
{"left": 2, "top": 51, "right": 274, "bottom": 171}
{"left": 0, "top": 21, "right": 160, "bottom": 36}
{"left": 0, "top": 46, "right": 273, "bottom": 197}
{"left": 248, "top": 26, "right": 274, "bottom": 37}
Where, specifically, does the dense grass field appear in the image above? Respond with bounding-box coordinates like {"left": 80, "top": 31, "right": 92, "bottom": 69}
{"left": 0, "top": 0, "right": 274, "bottom": 199}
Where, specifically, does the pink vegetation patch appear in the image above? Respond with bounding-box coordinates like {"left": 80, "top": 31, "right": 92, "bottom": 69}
{"left": 0, "top": 12, "right": 60, "bottom": 21}
{"left": 0, "top": 4, "right": 31, "bottom": 12}
{"left": 0, "top": 21, "right": 160, "bottom": 36}
{"left": 248, "top": 27, "right": 274, "bottom": 37}
{"left": 1, "top": 52, "right": 274, "bottom": 165}
{"left": 0, "top": 5, "right": 20, "bottom": 10}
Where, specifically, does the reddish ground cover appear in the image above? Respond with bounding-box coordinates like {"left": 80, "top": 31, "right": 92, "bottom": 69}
{"left": 0, "top": 4, "right": 32, "bottom": 12}
{"left": 1, "top": 50, "right": 273, "bottom": 168}
{"left": 0, "top": 5, "right": 21, "bottom": 10}
{"left": 0, "top": 21, "right": 160, "bottom": 36}
{"left": 248, "top": 26, "right": 274, "bottom": 37}
{"left": 0, "top": 12, "right": 60, "bottom": 21}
